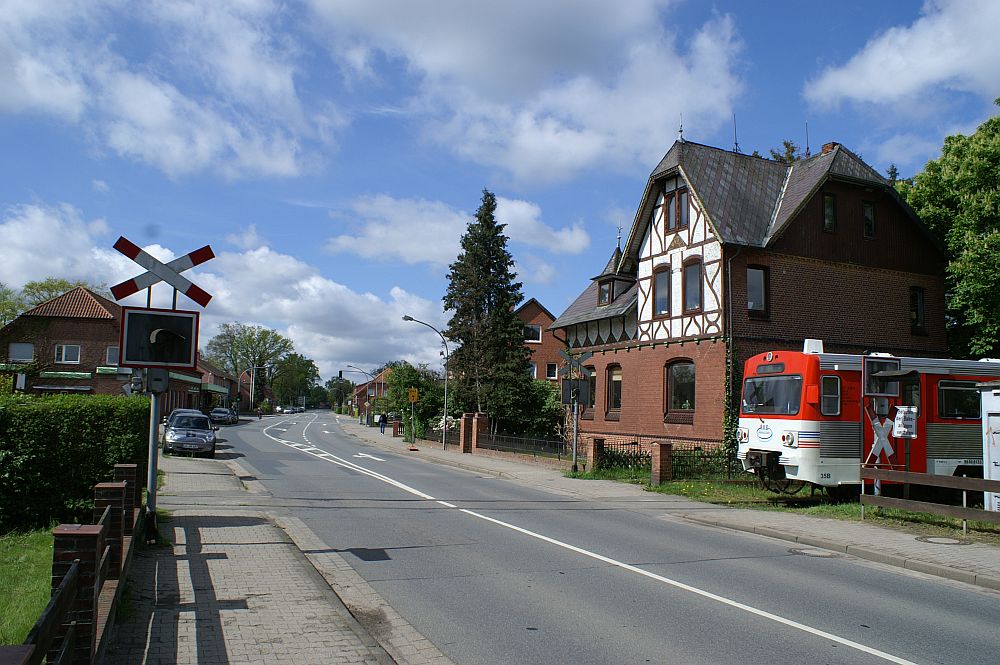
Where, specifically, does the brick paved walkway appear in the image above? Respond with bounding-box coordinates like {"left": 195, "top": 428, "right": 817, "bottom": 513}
{"left": 101, "top": 454, "right": 396, "bottom": 665}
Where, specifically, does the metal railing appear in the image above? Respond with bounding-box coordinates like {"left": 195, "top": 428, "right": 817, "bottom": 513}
{"left": 584, "top": 431, "right": 738, "bottom": 479}
{"left": 473, "top": 432, "right": 574, "bottom": 460}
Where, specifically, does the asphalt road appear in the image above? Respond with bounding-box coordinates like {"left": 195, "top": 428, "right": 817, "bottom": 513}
{"left": 224, "top": 412, "right": 1000, "bottom": 665}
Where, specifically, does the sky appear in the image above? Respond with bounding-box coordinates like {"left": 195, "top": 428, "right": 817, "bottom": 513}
{"left": 2, "top": 0, "right": 999, "bottom": 383}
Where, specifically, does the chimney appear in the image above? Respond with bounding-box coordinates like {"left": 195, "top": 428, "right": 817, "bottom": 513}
{"left": 821, "top": 141, "right": 839, "bottom": 155}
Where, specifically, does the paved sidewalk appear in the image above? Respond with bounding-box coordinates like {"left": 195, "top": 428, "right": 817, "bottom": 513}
{"left": 338, "top": 415, "right": 1000, "bottom": 593}
{"left": 102, "top": 452, "right": 450, "bottom": 665}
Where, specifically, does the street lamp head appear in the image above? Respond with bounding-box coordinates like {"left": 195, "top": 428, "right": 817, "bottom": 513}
{"left": 402, "top": 315, "right": 413, "bottom": 321}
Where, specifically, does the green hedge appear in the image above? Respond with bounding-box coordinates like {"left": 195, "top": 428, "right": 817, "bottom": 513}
{"left": 0, "top": 394, "right": 149, "bottom": 532}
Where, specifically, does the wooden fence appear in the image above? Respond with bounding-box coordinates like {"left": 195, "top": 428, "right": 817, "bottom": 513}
{"left": 860, "top": 467, "right": 1000, "bottom": 527}
{"left": 0, "top": 463, "right": 144, "bottom": 665}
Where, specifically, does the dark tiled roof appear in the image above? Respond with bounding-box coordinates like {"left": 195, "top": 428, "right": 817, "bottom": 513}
{"left": 550, "top": 281, "right": 637, "bottom": 329}
{"left": 22, "top": 287, "right": 120, "bottom": 320}
{"left": 592, "top": 246, "right": 622, "bottom": 280}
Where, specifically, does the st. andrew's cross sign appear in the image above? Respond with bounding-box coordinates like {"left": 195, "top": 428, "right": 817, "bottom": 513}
{"left": 110, "top": 236, "right": 214, "bottom": 370}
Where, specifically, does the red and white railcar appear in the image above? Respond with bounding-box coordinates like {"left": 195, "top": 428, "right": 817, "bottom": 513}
{"left": 737, "top": 340, "right": 1000, "bottom": 496}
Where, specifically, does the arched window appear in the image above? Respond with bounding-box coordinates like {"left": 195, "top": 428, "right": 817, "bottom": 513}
{"left": 606, "top": 364, "right": 622, "bottom": 414}
{"left": 683, "top": 257, "right": 702, "bottom": 313}
{"left": 665, "top": 360, "right": 695, "bottom": 424}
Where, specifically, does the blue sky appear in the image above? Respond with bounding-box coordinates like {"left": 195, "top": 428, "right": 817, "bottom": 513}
{"left": 2, "top": 0, "right": 998, "bottom": 382}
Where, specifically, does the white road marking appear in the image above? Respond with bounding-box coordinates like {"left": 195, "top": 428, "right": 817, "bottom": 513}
{"left": 260, "top": 417, "right": 916, "bottom": 665}
{"left": 354, "top": 452, "right": 385, "bottom": 461}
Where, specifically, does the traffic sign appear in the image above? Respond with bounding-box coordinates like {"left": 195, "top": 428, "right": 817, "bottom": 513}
{"left": 558, "top": 350, "right": 594, "bottom": 378}
{"left": 110, "top": 236, "right": 214, "bottom": 306}
{"left": 408, "top": 387, "right": 419, "bottom": 403}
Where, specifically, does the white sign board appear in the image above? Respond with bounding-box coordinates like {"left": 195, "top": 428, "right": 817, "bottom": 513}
{"left": 892, "top": 406, "right": 918, "bottom": 439}
{"left": 985, "top": 412, "right": 1000, "bottom": 513}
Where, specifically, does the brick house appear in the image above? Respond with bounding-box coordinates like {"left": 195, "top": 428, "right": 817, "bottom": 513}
{"left": 0, "top": 287, "right": 207, "bottom": 410}
{"left": 516, "top": 298, "right": 564, "bottom": 382}
{"left": 197, "top": 356, "right": 238, "bottom": 410}
{"left": 549, "top": 140, "right": 947, "bottom": 448}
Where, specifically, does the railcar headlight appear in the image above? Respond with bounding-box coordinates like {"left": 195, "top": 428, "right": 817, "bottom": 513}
{"left": 780, "top": 431, "right": 797, "bottom": 448}
{"left": 737, "top": 428, "right": 749, "bottom": 442}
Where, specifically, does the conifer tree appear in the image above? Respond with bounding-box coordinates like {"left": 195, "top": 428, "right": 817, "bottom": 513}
{"left": 444, "top": 190, "right": 533, "bottom": 433}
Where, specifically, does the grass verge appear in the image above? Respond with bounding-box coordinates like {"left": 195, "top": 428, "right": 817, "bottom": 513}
{"left": 0, "top": 529, "right": 54, "bottom": 645}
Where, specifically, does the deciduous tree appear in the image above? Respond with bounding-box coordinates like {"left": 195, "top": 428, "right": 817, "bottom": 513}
{"left": 897, "top": 100, "right": 1000, "bottom": 357}
{"left": 203, "top": 322, "right": 295, "bottom": 404}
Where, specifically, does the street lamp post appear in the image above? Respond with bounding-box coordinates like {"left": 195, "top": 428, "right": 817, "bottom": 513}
{"left": 402, "top": 315, "right": 449, "bottom": 450}
{"left": 240, "top": 365, "right": 269, "bottom": 414}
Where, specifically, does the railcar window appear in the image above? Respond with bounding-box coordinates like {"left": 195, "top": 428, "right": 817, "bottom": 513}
{"left": 742, "top": 376, "right": 803, "bottom": 416}
{"left": 937, "top": 380, "right": 979, "bottom": 419}
{"left": 821, "top": 376, "right": 840, "bottom": 416}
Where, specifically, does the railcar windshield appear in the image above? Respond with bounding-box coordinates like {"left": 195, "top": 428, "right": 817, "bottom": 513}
{"left": 742, "top": 375, "right": 803, "bottom": 415}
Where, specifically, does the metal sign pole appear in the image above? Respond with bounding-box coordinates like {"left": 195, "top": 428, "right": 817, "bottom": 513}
{"left": 572, "top": 397, "right": 579, "bottom": 473}
{"left": 144, "top": 387, "right": 159, "bottom": 543}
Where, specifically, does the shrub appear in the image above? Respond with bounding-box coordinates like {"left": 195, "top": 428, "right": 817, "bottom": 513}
{"left": 0, "top": 394, "right": 149, "bottom": 532}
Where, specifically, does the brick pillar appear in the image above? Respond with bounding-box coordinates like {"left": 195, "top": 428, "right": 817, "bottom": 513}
{"left": 586, "top": 438, "right": 604, "bottom": 471}
{"left": 114, "top": 464, "right": 139, "bottom": 537}
{"left": 651, "top": 442, "right": 673, "bottom": 485}
{"left": 94, "top": 482, "right": 126, "bottom": 580}
{"left": 471, "top": 413, "right": 488, "bottom": 451}
{"left": 459, "top": 414, "right": 474, "bottom": 454}
{"left": 51, "top": 524, "right": 104, "bottom": 665}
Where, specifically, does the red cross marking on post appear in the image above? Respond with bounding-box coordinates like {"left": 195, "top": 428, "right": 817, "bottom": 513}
{"left": 110, "top": 236, "right": 214, "bottom": 306}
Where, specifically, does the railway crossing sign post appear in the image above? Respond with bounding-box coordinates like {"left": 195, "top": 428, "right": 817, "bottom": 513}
{"left": 110, "top": 235, "right": 214, "bottom": 544}
{"left": 560, "top": 350, "right": 593, "bottom": 472}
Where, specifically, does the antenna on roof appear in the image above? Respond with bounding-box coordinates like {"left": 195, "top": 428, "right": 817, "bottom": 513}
{"left": 677, "top": 113, "right": 684, "bottom": 143}
{"left": 733, "top": 113, "right": 741, "bottom": 153}
{"left": 804, "top": 121, "right": 811, "bottom": 158}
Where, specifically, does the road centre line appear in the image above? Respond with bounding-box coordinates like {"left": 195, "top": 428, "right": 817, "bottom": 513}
{"left": 261, "top": 416, "right": 915, "bottom": 665}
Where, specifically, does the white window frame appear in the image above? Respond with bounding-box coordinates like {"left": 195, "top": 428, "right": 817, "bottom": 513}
{"left": 106, "top": 346, "right": 120, "bottom": 366}
{"left": 524, "top": 324, "right": 542, "bottom": 343}
{"left": 8, "top": 342, "right": 34, "bottom": 363}
{"left": 55, "top": 344, "right": 81, "bottom": 364}
{"left": 545, "top": 363, "right": 558, "bottom": 380}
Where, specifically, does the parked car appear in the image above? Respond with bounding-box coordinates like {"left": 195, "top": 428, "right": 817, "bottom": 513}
{"left": 159, "top": 408, "right": 203, "bottom": 443}
{"left": 209, "top": 408, "right": 238, "bottom": 425}
{"left": 162, "top": 413, "right": 217, "bottom": 458}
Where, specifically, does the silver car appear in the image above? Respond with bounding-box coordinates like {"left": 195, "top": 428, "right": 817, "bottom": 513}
{"left": 162, "top": 413, "right": 217, "bottom": 458}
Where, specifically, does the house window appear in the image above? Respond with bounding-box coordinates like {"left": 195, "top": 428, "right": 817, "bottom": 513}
{"left": 862, "top": 201, "right": 875, "bottom": 239}
{"left": 523, "top": 324, "right": 542, "bottom": 343}
{"left": 586, "top": 367, "right": 596, "bottom": 409}
{"left": 106, "top": 346, "right": 120, "bottom": 366}
{"left": 598, "top": 281, "right": 612, "bottom": 306}
{"left": 747, "top": 266, "right": 767, "bottom": 316}
{"left": 938, "top": 380, "right": 979, "bottom": 419}
{"left": 683, "top": 258, "right": 702, "bottom": 313}
{"left": 55, "top": 344, "right": 81, "bottom": 364}
{"left": 667, "top": 192, "right": 677, "bottom": 231}
{"left": 823, "top": 193, "right": 836, "bottom": 232}
{"left": 665, "top": 360, "right": 695, "bottom": 424}
{"left": 678, "top": 190, "right": 689, "bottom": 228}
{"left": 606, "top": 365, "right": 622, "bottom": 412}
{"left": 528, "top": 362, "right": 537, "bottom": 378}
{"left": 910, "top": 286, "right": 925, "bottom": 333}
{"left": 653, "top": 266, "right": 670, "bottom": 317}
{"left": 8, "top": 342, "right": 34, "bottom": 363}
{"left": 821, "top": 376, "right": 841, "bottom": 416}
{"left": 545, "top": 363, "right": 558, "bottom": 380}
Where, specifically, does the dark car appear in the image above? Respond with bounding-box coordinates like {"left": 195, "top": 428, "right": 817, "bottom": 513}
{"left": 210, "top": 408, "right": 238, "bottom": 425}
{"left": 163, "top": 414, "right": 217, "bottom": 458}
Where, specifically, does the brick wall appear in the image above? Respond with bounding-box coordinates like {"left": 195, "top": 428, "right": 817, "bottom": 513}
{"left": 518, "top": 300, "right": 565, "bottom": 381}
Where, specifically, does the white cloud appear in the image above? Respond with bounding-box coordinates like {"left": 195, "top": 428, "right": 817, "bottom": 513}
{"left": 326, "top": 194, "right": 590, "bottom": 267}
{"left": 0, "top": 1, "right": 338, "bottom": 179}
{"left": 308, "top": 0, "right": 744, "bottom": 182}
{"left": 805, "top": 0, "right": 1000, "bottom": 109}
{"left": 225, "top": 223, "right": 265, "bottom": 250}
{"left": 92, "top": 179, "right": 109, "bottom": 193}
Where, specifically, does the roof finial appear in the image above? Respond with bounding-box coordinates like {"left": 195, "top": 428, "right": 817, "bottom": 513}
{"left": 677, "top": 113, "right": 684, "bottom": 143}
{"left": 616, "top": 223, "right": 623, "bottom": 249}
{"left": 804, "top": 120, "right": 811, "bottom": 158}
{"left": 733, "top": 113, "right": 740, "bottom": 154}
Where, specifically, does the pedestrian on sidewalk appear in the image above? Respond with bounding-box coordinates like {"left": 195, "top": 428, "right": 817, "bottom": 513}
{"left": 256, "top": 407, "right": 262, "bottom": 420}
{"left": 379, "top": 412, "right": 387, "bottom": 435}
